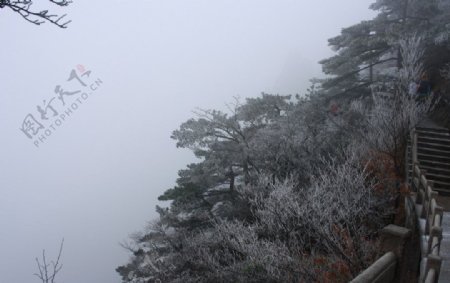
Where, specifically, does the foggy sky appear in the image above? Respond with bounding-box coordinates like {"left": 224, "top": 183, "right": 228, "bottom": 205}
{"left": 1, "top": 1, "right": 376, "bottom": 282}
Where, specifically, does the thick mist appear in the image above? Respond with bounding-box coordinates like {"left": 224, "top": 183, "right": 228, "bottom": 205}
{"left": 0, "top": 1, "right": 375, "bottom": 282}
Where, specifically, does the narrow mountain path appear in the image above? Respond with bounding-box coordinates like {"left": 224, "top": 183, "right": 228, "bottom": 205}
{"left": 410, "top": 118, "right": 450, "bottom": 283}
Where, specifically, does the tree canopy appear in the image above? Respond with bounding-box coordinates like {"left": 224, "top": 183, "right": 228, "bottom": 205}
{"left": 320, "top": 0, "right": 450, "bottom": 102}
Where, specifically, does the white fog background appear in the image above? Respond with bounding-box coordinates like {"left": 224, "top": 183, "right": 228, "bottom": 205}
{"left": 1, "top": 1, "right": 375, "bottom": 282}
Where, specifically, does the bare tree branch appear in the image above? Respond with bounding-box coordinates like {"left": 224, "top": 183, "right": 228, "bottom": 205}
{"left": 0, "top": 0, "right": 72, "bottom": 28}
{"left": 33, "top": 238, "right": 64, "bottom": 283}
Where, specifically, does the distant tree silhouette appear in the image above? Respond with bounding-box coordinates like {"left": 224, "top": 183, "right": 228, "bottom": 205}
{"left": 0, "top": 0, "right": 71, "bottom": 28}
{"left": 34, "top": 238, "right": 64, "bottom": 283}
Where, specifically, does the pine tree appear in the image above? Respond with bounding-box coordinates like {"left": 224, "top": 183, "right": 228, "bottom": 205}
{"left": 320, "top": 0, "right": 450, "bottom": 102}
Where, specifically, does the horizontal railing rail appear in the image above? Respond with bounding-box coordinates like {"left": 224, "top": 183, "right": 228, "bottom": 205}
{"left": 350, "top": 252, "right": 397, "bottom": 283}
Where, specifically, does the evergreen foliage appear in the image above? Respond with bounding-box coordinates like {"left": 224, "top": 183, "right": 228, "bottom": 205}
{"left": 117, "top": 1, "right": 449, "bottom": 282}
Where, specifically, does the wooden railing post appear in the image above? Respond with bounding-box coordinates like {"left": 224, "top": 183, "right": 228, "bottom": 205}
{"left": 412, "top": 130, "right": 418, "bottom": 165}
{"left": 413, "top": 163, "right": 421, "bottom": 194}
{"left": 428, "top": 226, "right": 443, "bottom": 255}
{"left": 424, "top": 254, "right": 442, "bottom": 283}
{"left": 380, "top": 225, "right": 414, "bottom": 283}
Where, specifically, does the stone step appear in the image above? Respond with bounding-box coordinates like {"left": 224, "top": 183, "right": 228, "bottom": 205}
{"left": 415, "top": 165, "right": 450, "bottom": 175}
{"left": 417, "top": 153, "right": 450, "bottom": 163}
{"left": 416, "top": 160, "right": 450, "bottom": 170}
{"left": 435, "top": 187, "right": 450, "bottom": 196}
{"left": 433, "top": 187, "right": 450, "bottom": 195}
{"left": 416, "top": 124, "right": 449, "bottom": 132}
{"left": 431, "top": 179, "right": 450, "bottom": 189}
{"left": 406, "top": 170, "right": 450, "bottom": 182}
{"left": 416, "top": 127, "right": 450, "bottom": 134}
{"left": 418, "top": 141, "right": 450, "bottom": 151}
{"left": 407, "top": 169, "right": 450, "bottom": 184}
{"left": 416, "top": 126, "right": 449, "bottom": 134}
{"left": 418, "top": 136, "right": 450, "bottom": 144}
{"left": 425, "top": 172, "right": 450, "bottom": 183}
{"left": 409, "top": 139, "right": 450, "bottom": 150}
{"left": 417, "top": 132, "right": 450, "bottom": 141}
{"left": 417, "top": 147, "right": 450, "bottom": 157}
{"left": 408, "top": 143, "right": 450, "bottom": 150}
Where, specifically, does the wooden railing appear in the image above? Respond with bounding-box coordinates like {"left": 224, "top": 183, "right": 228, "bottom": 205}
{"left": 352, "top": 128, "right": 444, "bottom": 283}
{"left": 410, "top": 128, "right": 444, "bottom": 283}
{"left": 350, "top": 252, "right": 397, "bottom": 283}
{"left": 350, "top": 225, "right": 412, "bottom": 283}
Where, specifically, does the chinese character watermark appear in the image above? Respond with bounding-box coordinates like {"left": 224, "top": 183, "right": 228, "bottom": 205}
{"left": 20, "top": 65, "right": 103, "bottom": 148}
